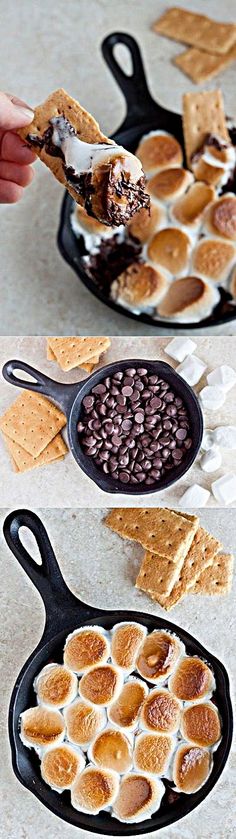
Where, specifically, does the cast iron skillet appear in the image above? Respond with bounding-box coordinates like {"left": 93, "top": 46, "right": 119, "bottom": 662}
{"left": 4, "top": 509, "right": 233, "bottom": 834}
{"left": 2, "top": 358, "right": 203, "bottom": 495}
{"left": 57, "top": 31, "right": 236, "bottom": 331}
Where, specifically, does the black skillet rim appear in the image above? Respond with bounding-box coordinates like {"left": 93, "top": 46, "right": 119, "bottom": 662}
{"left": 10, "top": 610, "right": 233, "bottom": 835}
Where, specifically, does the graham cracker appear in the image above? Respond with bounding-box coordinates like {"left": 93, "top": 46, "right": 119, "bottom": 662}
{"left": 190, "top": 553, "right": 234, "bottom": 595}
{"left": 153, "top": 8, "right": 236, "bottom": 55}
{"left": 136, "top": 552, "right": 184, "bottom": 598}
{"left": 0, "top": 391, "right": 66, "bottom": 457}
{"left": 47, "top": 337, "right": 110, "bottom": 372}
{"left": 183, "top": 90, "right": 229, "bottom": 167}
{"left": 104, "top": 508, "right": 198, "bottom": 564}
{"left": 154, "top": 528, "right": 222, "bottom": 610}
{"left": 18, "top": 88, "right": 111, "bottom": 206}
{"left": 175, "top": 44, "right": 236, "bottom": 84}
{"left": 46, "top": 341, "right": 100, "bottom": 372}
{"left": 2, "top": 432, "right": 68, "bottom": 473}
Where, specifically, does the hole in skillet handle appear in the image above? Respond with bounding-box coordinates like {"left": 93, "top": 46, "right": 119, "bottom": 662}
{"left": 67, "top": 358, "right": 203, "bottom": 495}
{"left": 9, "top": 604, "right": 233, "bottom": 835}
{"left": 57, "top": 32, "right": 236, "bottom": 330}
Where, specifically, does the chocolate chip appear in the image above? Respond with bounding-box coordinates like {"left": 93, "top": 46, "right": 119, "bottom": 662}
{"left": 77, "top": 365, "right": 193, "bottom": 487}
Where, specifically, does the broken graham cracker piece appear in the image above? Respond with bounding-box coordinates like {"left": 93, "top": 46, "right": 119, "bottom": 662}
{"left": 136, "top": 553, "right": 184, "bottom": 599}
{"left": 175, "top": 44, "right": 236, "bottom": 85}
{"left": 18, "top": 88, "right": 149, "bottom": 226}
{"left": 47, "top": 337, "right": 110, "bottom": 372}
{"left": 104, "top": 508, "right": 198, "bottom": 564}
{"left": 153, "top": 8, "right": 236, "bottom": 55}
{"left": 183, "top": 90, "right": 229, "bottom": 168}
{"left": 2, "top": 432, "right": 68, "bottom": 473}
{"left": 47, "top": 343, "right": 100, "bottom": 372}
{"left": 0, "top": 391, "right": 66, "bottom": 458}
{"left": 190, "top": 554, "right": 234, "bottom": 595}
{"left": 154, "top": 528, "right": 222, "bottom": 610}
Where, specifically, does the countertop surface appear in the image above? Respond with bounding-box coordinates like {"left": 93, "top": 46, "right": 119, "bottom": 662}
{"left": 1, "top": 0, "right": 236, "bottom": 336}
{"left": 0, "top": 335, "right": 236, "bottom": 508}
{"left": 0, "top": 506, "right": 235, "bottom": 839}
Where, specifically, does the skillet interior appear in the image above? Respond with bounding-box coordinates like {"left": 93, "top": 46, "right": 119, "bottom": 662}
{"left": 11, "top": 609, "right": 232, "bottom": 835}
{"left": 57, "top": 33, "right": 236, "bottom": 331}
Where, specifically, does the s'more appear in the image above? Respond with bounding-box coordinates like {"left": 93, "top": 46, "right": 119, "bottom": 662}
{"left": 18, "top": 88, "right": 149, "bottom": 226}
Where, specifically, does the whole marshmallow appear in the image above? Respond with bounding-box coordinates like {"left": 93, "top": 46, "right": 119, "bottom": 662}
{"left": 207, "top": 365, "right": 236, "bottom": 393}
{"left": 211, "top": 473, "right": 236, "bottom": 505}
{"left": 180, "top": 484, "right": 210, "bottom": 507}
{"left": 212, "top": 426, "right": 236, "bottom": 450}
{"left": 201, "top": 429, "right": 214, "bottom": 451}
{"left": 200, "top": 446, "right": 222, "bottom": 473}
{"left": 199, "top": 386, "right": 226, "bottom": 411}
{"left": 176, "top": 355, "right": 206, "bottom": 386}
{"left": 165, "top": 337, "right": 197, "bottom": 363}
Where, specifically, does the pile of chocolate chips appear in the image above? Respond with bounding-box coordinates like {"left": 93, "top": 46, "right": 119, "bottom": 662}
{"left": 77, "top": 367, "right": 193, "bottom": 487}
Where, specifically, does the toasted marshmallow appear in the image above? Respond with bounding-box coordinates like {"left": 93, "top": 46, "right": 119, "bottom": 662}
{"left": 136, "top": 130, "right": 183, "bottom": 175}
{"left": 172, "top": 744, "right": 211, "bottom": 794}
{"left": 111, "top": 622, "right": 147, "bottom": 673}
{"left": 128, "top": 202, "right": 166, "bottom": 243}
{"left": 34, "top": 663, "right": 78, "bottom": 708}
{"left": 112, "top": 772, "right": 164, "bottom": 823}
{"left": 192, "top": 238, "right": 235, "bottom": 282}
{"left": 88, "top": 728, "right": 133, "bottom": 774}
{"left": 171, "top": 182, "right": 216, "bottom": 229}
{"left": 191, "top": 135, "right": 235, "bottom": 188}
{"left": 140, "top": 688, "right": 181, "bottom": 734}
{"left": 20, "top": 706, "right": 65, "bottom": 752}
{"left": 204, "top": 194, "right": 236, "bottom": 241}
{"left": 169, "top": 657, "right": 215, "bottom": 703}
{"left": 148, "top": 227, "right": 191, "bottom": 275}
{"left": 64, "top": 698, "right": 106, "bottom": 748}
{"left": 71, "top": 204, "right": 120, "bottom": 250}
{"left": 64, "top": 626, "right": 110, "bottom": 675}
{"left": 79, "top": 664, "right": 123, "bottom": 707}
{"left": 111, "top": 262, "right": 168, "bottom": 312}
{"left": 192, "top": 158, "right": 225, "bottom": 187}
{"left": 134, "top": 732, "right": 174, "bottom": 776}
{"left": 230, "top": 265, "right": 236, "bottom": 297}
{"left": 71, "top": 765, "right": 119, "bottom": 814}
{"left": 148, "top": 167, "right": 193, "bottom": 203}
{"left": 158, "top": 276, "right": 220, "bottom": 323}
{"left": 136, "top": 630, "right": 184, "bottom": 684}
{"left": 41, "top": 743, "right": 85, "bottom": 792}
{"left": 108, "top": 678, "right": 148, "bottom": 731}
{"left": 180, "top": 702, "right": 221, "bottom": 748}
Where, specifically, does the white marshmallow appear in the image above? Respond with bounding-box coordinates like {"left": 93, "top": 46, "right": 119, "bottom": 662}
{"left": 179, "top": 484, "right": 210, "bottom": 507}
{"left": 199, "top": 386, "right": 226, "bottom": 411}
{"left": 201, "top": 429, "right": 214, "bottom": 451}
{"left": 207, "top": 365, "right": 236, "bottom": 393}
{"left": 200, "top": 446, "right": 222, "bottom": 473}
{"left": 213, "top": 426, "right": 236, "bottom": 450}
{"left": 164, "top": 337, "right": 197, "bottom": 363}
{"left": 211, "top": 473, "right": 236, "bottom": 505}
{"left": 176, "top": 355, "right": 206, "bottom": 386}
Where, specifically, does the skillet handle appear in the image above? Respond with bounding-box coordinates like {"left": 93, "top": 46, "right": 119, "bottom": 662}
{"left": 2, "top": 359, "right": 79, "bottom": 415}
{"left": 102, "top": 32, "right": 159, "bottom": 128}
{"left": 3, "top": 509, "right": 103, "bottom": 640}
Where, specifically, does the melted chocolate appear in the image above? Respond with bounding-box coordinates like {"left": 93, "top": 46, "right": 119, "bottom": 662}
{"left": 86, "top": 234, "right": 142, "bottom": 295}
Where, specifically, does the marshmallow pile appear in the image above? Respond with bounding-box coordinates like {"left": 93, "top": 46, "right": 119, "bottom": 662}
{"left": 165, "top": 338, "right": 236, "bottom": 506}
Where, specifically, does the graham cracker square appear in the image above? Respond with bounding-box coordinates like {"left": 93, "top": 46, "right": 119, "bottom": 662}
{"left": 190, "top": 553, "right": 234, "bottom": 595}
{"left": 47, "top": 336, "right": 110, "bottom": 372}
{"left": 0, "top": 390, "right": 66, "bottom": 457}
{"left": 105, "top": 508, "right": 198, "bottom": 564}
{"left": 3, "top": 432, "right": 68, "bottom": 473}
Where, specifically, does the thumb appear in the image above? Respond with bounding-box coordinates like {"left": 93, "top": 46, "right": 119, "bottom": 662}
{"left": 0, "top": 92, "right": 34, "bottom": 130}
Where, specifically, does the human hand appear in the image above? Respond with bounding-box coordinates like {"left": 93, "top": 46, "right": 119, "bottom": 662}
{"left": 0, "top": 92, "right": 36, "bottom": 203}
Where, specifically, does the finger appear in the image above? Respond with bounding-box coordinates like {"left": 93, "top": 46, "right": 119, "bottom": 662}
{"left": 0, "top": 161, "right": 34, "bottom": 187}
{"left": 0, "top": 131, "right": 36, "bottom": 164}
{"left": 0, "top": 92, "right": 34, "bottom": 130}
{"left": 0, "top": 179, "right": 24, "bottom": 203}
